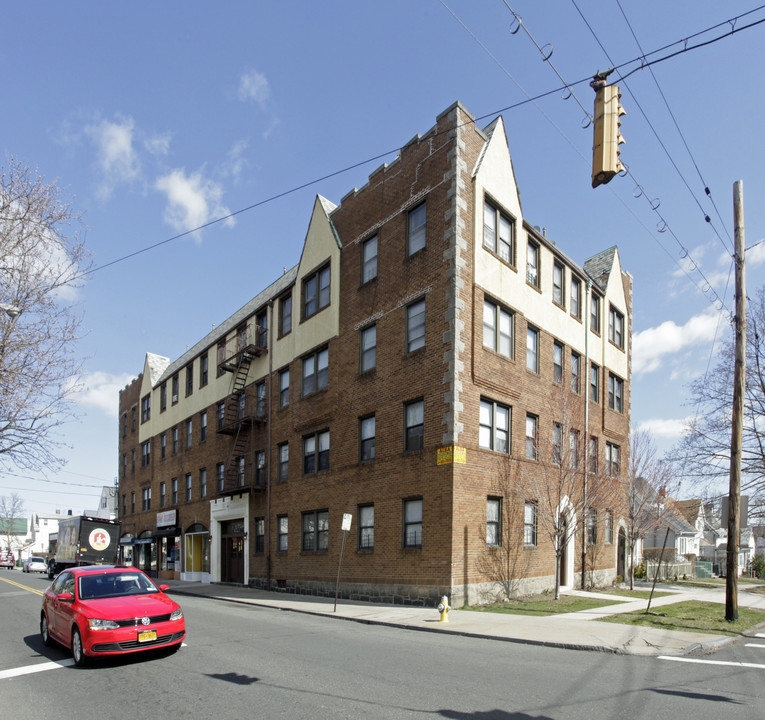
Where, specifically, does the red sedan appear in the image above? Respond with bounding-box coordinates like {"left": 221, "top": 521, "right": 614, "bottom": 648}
{"left": 41, "top": 565, "right": 185, "bottom": 667}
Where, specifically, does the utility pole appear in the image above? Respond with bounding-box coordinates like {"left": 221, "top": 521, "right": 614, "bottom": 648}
{"left": 726, "top": 180, "right": 746, "bottom": 622}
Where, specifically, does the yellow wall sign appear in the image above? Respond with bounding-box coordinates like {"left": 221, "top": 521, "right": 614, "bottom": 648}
{"left": 437, "top": 445, "right": 466, "bottom": 465}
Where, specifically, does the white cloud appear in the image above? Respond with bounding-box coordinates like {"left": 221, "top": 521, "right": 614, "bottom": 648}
{"left": 85, "top": 115, "right": 140, "bottom": 199}
{"left": 635, "top": 417, "right": 692, "bottom": 440}
{"left": 144, "top": 132, "right": 172, "bottom": 157}
{"left": 224, "top": 140, "right": 249, "bottom": 184}
{"left": 155, "top": 168, "right": 234, "bottom": 238}
{"left": 74, "top": 371, "right": 136, "bottom": 418}
{"left": 238, "top": 69, "right": 270, "bottom": 106}
{"left": 633, "top": 308, "right": 722, "bottom": 375}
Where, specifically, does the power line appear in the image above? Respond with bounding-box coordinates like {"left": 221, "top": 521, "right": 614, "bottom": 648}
{"left": 81, "top": 3, "right": 765, "bottom": 283}
{"left": 572, "top": 0, "right": 733, "bottom": 254}
{"left": 496, "top": 0, "right": 733, "bottom": 314}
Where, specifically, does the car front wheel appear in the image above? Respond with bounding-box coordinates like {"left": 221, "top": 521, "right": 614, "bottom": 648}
{"left": 71, "top": 628, "right": 87, "bottom": 667}
{"left": 40, "top": 614, "right": 53, "bottom": 647}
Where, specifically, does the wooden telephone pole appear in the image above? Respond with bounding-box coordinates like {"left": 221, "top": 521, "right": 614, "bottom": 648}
{"left": 726, "top": 180, "right": 746, "bottom": 622}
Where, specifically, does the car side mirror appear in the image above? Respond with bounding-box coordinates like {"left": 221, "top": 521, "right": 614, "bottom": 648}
{"left": 159, "top": 584, "right": 170, "bottom": 592}
{"left": 57, "top": 593, "right": 74, "bottom": 603}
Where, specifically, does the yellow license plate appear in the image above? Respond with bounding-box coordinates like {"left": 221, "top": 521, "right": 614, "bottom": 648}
{"left": 138, "top": 630, "right": 157, "bottom": 643}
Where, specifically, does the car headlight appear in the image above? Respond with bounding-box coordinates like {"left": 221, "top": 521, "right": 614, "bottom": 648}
{"left": 87, "top": 618, "right": 120, "bottom": 630}
{"left": 170, "top": 608, "right": 184, "bottom": 621}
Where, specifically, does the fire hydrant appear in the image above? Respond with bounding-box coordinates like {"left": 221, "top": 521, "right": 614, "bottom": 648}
{"left": 437, "top": 595, "right": 450, "bottom": 622}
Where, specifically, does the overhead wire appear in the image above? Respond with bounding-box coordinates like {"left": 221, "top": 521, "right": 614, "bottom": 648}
{"left": 613, "top": 0, "right": 733, "bottom": 251}
{"left": 80, "top": 3, "right": 764, "bottom": 286}
{"left": 497, "top": 0, "right": 732, "bottom": 314}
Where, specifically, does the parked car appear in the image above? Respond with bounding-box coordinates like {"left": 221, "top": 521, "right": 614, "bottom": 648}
{"left": 23, "top": 556, "right": 47, "bottom": 573}
{"left": 0, "top": 551, "right": 15, "bottom": 569}
{"left": 40, "top": 565, "right": 185, "bottom": 667}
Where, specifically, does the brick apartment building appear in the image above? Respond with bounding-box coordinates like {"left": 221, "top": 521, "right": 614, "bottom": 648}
{"left": 118, "top": 101, "right": 632, "bottom": 605}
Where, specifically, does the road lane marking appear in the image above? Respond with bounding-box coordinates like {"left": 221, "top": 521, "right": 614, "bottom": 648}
{"left": 0, "top": 660, "right": 75, "bottom": 679}
{"left": 0, "top": 576, "right": 45, "bottom": 596}
{"left": 659, "top": 656, "right": 765, "bottom": 670}
{"left": 744, "top": 643, "right": 765, "bottom": 649}
{"left": 755, "top": 633, "right": 765, "bottom": 638}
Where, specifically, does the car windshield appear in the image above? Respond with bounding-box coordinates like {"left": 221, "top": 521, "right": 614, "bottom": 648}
{"left": 31, "top": 557, "right": 44, "bottom": 563}
{"left": 78, "top": 572, "right": 159, "bottom": 600}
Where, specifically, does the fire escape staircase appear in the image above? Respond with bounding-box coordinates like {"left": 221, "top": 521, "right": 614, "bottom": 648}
{"left": 216, "top": 323, "right": 267, "bottom": 495}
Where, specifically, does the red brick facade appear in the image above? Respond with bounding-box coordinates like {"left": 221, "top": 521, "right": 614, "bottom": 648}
{"left": 118, "top": 102, "right": 632, "bottom": 605}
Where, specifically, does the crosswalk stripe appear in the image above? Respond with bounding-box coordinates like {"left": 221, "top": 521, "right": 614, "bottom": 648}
{"left": 0, "top": 659, "right": 75, "bottom": 680}
{"left": 744, "top": 643, "right": 765, "bottom": 649}
{"left": 659, "top": 656, "right": 765, "bottom": 670}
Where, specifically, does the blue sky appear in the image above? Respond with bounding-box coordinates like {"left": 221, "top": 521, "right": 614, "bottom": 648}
{"left": 2, "top": 0, "right": 764, "bottom": 514}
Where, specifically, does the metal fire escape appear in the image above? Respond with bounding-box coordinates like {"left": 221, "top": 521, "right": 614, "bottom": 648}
{"left": 216, "top": 322, "right": 267, "bottom": 494}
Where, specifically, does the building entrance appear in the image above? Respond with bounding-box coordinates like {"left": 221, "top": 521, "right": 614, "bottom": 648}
{"left": 220, "top": 519, "right": 245, "bottom": 583}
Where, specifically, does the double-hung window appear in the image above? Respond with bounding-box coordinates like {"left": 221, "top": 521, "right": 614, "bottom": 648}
{"left": 552, "top": 423, "right": 562, "bottom": 465}
{"left": 483, "top": 299, "right": 513, "bottom": 358}
{"left": 216, "top": 464, "right": 224, "bottom": 492}
{"left": 200, "top": 468, "right": 207, "bottom": 498}
{"left": 609, "top": 305, "right": 624, "bottom": 348}
{"left": 588, "top": 436, "right": 598, "bottom": 474}
{"left": 608, "top": 373, "right": 624, "bottom": 413}
{"left": 590, "top": 363, "right": 600, "bottom": 403}
{"left": 171, "top": 477, "right": 178, "bottom": 505}
{"left": 404, "top": 400, "right": 424, "bottom": 452}
{"left": 200, "top": 411, "right": 207, "bottom": 442}
{"left": 302, "top": 510, "right": 329, "bottom": 552}
{"left": 483, "top": 199, "right": 514, "bottom": 264}
{"left": 406, "top": 299, "right": 426, "bottom": 352}
{"left": 527, "top": 241, "right": 540, "bottom": 287}
{"left": 141, "top": 394, "right": 151, "bottom": 423}
{"left": 279, "top": 293, "right": 292, "bottom": 336}
{"left": 407, "top": 202, "right": 426, "bottom": 255}
{"left": 279, "top": 369, "right": 290, "bottom": 408}
{"left": 358, "top": 504, "right": 374, "bottom": 549}
{"left": 553, "top": 261, "right": 565, "bottom": 307}
{"left": 403, "top": 498, "right": 423, "bottom": 548}
{"left": 571, "top": 277, "right": 582, "bottom": 319}
{"left": 142, "top": 487, "right": 151, "bottom": 511}
{"left": 479, "top": 399, "right": 510, "bottom": 454}
{"left": 525, "top": 414, "right": 538, "bottom": 460}
{"left": 524, "top": 502, "right": 537, "bottom": 546}
{"left": 303, "top": 264, "right": 331, "bottom": 319}
{"left": 569, "top": 429, "right": 580, "bottom": 469}
{"left": 362, "top": 235, "right": 378, "bottom": 283}
{"left": 360, "top": 325, "right": 376, "bottom": 372}
{"left": 526, "top": 326, "right": 539, "bottom": 372}
{"left": 302, "top": 348, "right": 328, "bottom": 396}
{"left": 360, "top": 415, "right": 375, "bottom": 462}
{"left": 570, "top": 352, "right": 581, "bottom": 393}
{"left": 277, "top": 515, "right": 288, "bottom": 552}
{"left": 141, "top": 441, "right": 151, "bottom": 467}
{"left": 591, "top": 295, "right": 601, "bottom": 334}
{"left": 277, "top": 443, "right": 289, "bottom": 482}
{"left": 606, "top": 442, "right": 621, "bottom": 477}
{"left": 303, "top": 430, "right": 330, "bottom": 474}
{"left": 159, "top": 481, "right": 166, "bottom": 508}
{"left": 553, "top": 341, "right": 564, "bottom": 383}
{"left": 587, "top": 509, "right": 597, "bottom": 545}
{"left": 486, "top": 497, "right": 501, "bottom": 547}
{"left": 185, "top": 473, "right": 192, "bottom": 502}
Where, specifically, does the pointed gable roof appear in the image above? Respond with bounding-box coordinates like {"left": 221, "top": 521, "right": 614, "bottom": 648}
{"left": 584, "top": 246, "right": 618, "bottom": 291}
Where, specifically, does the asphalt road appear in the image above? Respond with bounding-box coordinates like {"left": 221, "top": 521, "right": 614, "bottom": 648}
{"left": 2, "top": 572, "right": 764, "bottom": 720}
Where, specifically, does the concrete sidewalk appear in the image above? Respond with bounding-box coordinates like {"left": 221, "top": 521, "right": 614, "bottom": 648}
{"left": 163, "top": 579, "right": 765, "bottom": 657}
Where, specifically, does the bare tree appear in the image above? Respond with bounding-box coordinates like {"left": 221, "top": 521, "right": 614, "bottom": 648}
{"left": 0, "top": 159, "right": 88, "bottom": 474}
{"left": 624, "top": 429, "right": 677, "bottom": 589}
{"left": 517, "top": 387, "right": 623, "bottom": 599}
{"left": 475, "top": 457, "right": 529, "bottom": 603}
{"left": 0, "top": 492, "right": 25, "bottom": 553}
{"left": 671, "top": 287, "right": 765, "bottom": 521}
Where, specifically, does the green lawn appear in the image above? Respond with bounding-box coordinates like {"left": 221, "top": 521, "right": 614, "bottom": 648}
{"left": 597, "top": 600, "right": 765, "bottom": 636}
{"left": 463, "top": 595, "right": 623, "bottom": 616}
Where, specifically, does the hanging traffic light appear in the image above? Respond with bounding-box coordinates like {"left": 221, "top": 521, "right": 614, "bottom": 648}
{"left": 591, "top": 84, "right": 625, "bottom": 188}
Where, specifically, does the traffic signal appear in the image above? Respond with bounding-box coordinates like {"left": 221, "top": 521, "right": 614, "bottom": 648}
{"left": 591, "top": 84, "right": 625, "bottom": 188}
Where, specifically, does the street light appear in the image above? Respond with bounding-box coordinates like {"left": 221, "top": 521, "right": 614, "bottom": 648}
{"left": 0, "top": 302, "right": 21, "bottom": 319}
